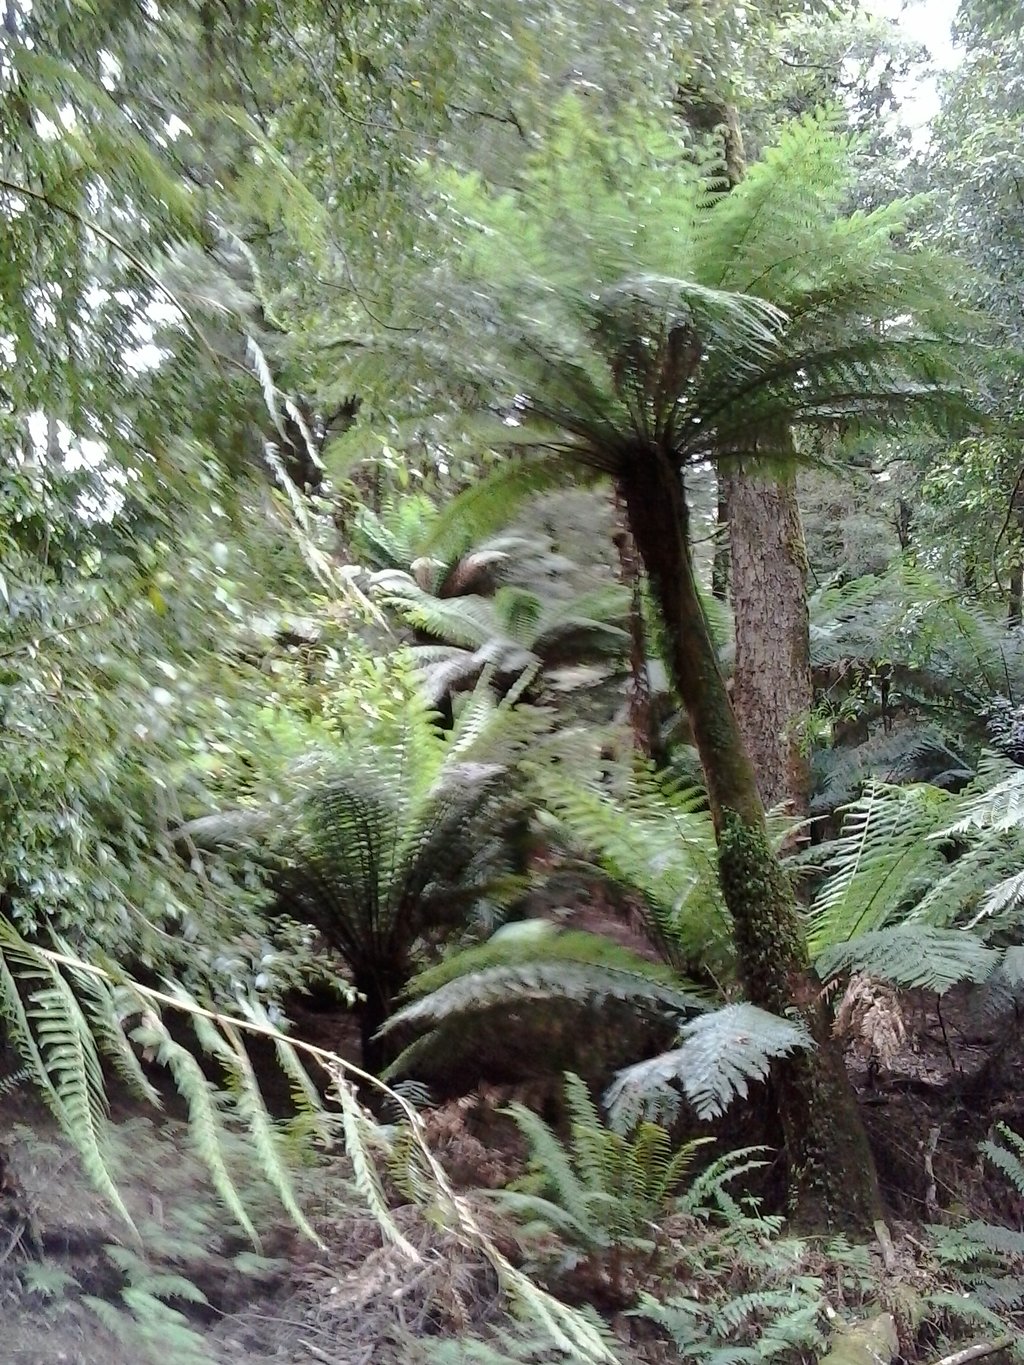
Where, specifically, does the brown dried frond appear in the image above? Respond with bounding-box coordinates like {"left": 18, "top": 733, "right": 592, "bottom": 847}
{"left": 833, "top": 973, "right": 907, "bottom": 1071}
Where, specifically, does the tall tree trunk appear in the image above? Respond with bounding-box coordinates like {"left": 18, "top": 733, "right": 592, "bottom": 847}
{"left": 725, "top": 464, "right": 812, "bottom": 815}
{"left": 682, "top": 95, "right": 815, "bottom": 817}
{"left": 711, "top": 480, "right": 731, "bottom": 602}
{"left": 619, "top": 452, "right": 882, "bottom": 1235}
{"left": 612, "top": 491, "right": 657, "bottom": 758}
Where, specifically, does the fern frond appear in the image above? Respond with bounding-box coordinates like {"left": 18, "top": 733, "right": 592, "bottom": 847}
{"left": 605, "top": 1004, "right": 812, "bottom": 1128}
{"left": 970, "top": 946, "right": 1024, "bottom": 1026}
{"left": 421, "top": 451, "right": 596, "bottom": 556}
{"left": 949, "top": 756, "right": 1024, "bottom": 834}
{"left": 391, "top": 929, "right": 703, "bottom": 1010}
{"left": 502, "top": 1098, "right": 603, "bottom": 1238}
{"left": 132, "top": 1008, "right": 261, "bottom": 1246}
{"left": 531, "top": 761, "right": 726, "bottom": 973}
{"left": 814, "top": 926, "right": 998, "bottom": 993}
{"left": 808, "top": 782, "right": 952, "bottom": 950}
{"left": 381, "top": 929, "right": 707, "bottom": 1084}
{"left": 981, "top": 1124, "right": 1024, "bottom": 1198}
{"left": 811, "top": 727, "right": 969, "bottom": 816}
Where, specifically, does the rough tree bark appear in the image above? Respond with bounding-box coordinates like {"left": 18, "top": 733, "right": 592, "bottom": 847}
{"left": 619, "top": 452, "right": 882, "bottom": 1235}
{"left": 685, "top": 94, "right": 815, "bottom": 817}
{"left": 711, "top": 482, "right": 731, "bottom": 602}
{"left": 725, "top": 464, "right": 813, "bottom": 814}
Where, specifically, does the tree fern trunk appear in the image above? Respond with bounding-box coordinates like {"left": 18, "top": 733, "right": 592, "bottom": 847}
{"left": 618, "top": 453, "right": 882, "bottom": 1235}
{"left": 355, "top": 967, "right": 406, "bottom": 1074}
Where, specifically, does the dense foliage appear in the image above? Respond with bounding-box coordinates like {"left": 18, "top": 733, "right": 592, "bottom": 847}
{"left": 5, "top": 0, "right": 1024, "bottom": 1360}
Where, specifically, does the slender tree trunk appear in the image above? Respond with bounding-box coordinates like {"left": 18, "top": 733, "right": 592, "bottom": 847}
{"left": 711, "top": 480, "right": 730, "bottom": 602}
{"left": 612, "top": 491, "right": 656, "bottom": 758}
{"left": 618, "top": 453, "right": 882, "bottom": 1235}
{"left": 1009, "top": 564, "right": 1023, "bottom": 629}
{"left": 725, "top": 464, "right": 813, "bottom": 815}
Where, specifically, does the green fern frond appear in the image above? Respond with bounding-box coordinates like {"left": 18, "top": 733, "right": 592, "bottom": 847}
{"left": 814, "top": 925, "right": 998, "bottom": 993}
{"left": 811, "top": 727, "right": 969, "bottom": 816}
{"left": 531, "top": 762, "right": 727, "bottom": 974}
{"left": 381, "top": 930, "right": 708, "bottom": 1082}
{"left": 970, "top": 945, "right": 1024, "bottom": 1026}
{"left": 394, "top": 929, "right": 701, "bottom": 1007}
{"left": 131, "top": 1009, "right": 261, "bottom": 1246}
{"left": 605, "top": 1004, "right": 813, "bottom": 1128}
{"left": 949, "top": 756, "right": 1024, "bottom": 834}
{"left": 981, "top": 1124, "right": 1024, "bottom": 1198}
{"left": 808, "top": 782, "right": 952, "bottom": 950}
{"left": 495, "top": 1071, "right": 710, "bottom": 1254}
{"left": 422, "top": 452, "right": 598, "bottom": 556}
{"left": 0, "top": 931, "right": 133, "bottom": 1226}
{"left": 0, "top": 926, "right": 619, "bottom": 1361}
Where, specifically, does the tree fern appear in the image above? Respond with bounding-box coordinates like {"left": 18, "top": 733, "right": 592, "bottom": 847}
{"left": 186, "top": 662, "right": 538, "bottom": 1062}
{"left": 353, "top": 493, "right": 572, "bottom": 600}
{"left": 374, "top": 576, "right": 629, "bottom": 705}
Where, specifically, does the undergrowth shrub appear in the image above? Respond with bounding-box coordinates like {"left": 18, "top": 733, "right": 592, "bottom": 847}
{"left": 438, "top": 1096, "right": 1024, "bottom": 1364}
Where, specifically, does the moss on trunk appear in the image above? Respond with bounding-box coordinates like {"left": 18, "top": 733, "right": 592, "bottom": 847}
{"left": 717, "top": 815, "right": 882, "bottom": 1233}
{"left": 619, "top": 452, "right": 882, "bottom": 1234}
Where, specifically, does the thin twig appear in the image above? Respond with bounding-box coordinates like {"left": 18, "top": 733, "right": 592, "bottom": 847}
{"left": 923, "top": 1125, "right": 940, "bottom": 1222}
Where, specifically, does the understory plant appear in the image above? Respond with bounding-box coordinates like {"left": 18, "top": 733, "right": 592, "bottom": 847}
{"left": 177, "top": 657, "right": 540, "bottom": 1066}
{"left": 382, "top": 760, "right": 810, "bottom": 1125}
{"left": 486, "top": 1071, "right": 723, "bottom": 1307}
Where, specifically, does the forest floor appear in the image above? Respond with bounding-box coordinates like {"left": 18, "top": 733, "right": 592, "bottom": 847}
{"left": 2, "top": 985, "right": 1023, "bottom": 1365}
